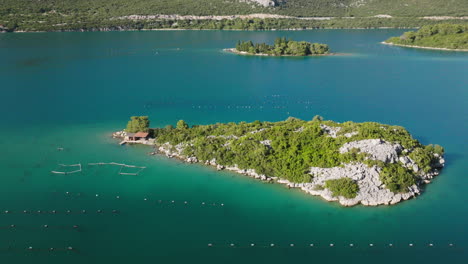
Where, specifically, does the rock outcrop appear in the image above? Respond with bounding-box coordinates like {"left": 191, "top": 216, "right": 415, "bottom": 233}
{"left": 340, "top": 139, "right": 402, "bottom": 163}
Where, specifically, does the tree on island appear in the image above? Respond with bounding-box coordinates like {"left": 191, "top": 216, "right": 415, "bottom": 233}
{"left": 177, "top": 120, "right": 189, "bottom": 129}
{"left": 236, "top": 37, "right": 330, "bottom": 56}
{"left": 126, "top": 116, "right": 150, "bottom": 133}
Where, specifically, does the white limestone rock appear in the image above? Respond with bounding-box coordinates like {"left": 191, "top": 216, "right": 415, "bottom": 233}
{"left": 340, "top": 139, "right": 402, "bottom": 163}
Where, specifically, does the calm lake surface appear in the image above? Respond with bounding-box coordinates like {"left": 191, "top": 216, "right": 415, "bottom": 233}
{"left": 0, "top": 30, "right": 467, "bottom": 263}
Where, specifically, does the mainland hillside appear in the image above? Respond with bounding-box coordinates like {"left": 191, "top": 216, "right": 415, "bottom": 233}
{"left": 1, "top": 0, "right": 467, "bottom": 32}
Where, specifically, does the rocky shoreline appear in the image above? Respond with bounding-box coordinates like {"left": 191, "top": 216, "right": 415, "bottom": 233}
{"left": 114, "top": 130, "right": 445, "bottom": 207}
{"left": 381, "top": 41, "right": 468, "bottom": 52}
{"left": 223, "top": 48, "right": 338, "bottom": 57}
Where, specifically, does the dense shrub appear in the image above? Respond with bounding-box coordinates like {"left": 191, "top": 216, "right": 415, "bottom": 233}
{"left": 324, "top": 178, "right": 359, "bottom": 199}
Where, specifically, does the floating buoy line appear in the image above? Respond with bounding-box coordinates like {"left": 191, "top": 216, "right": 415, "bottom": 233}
{"left": 206, "top": 243, "right": 457, "bottom": 248}
{"left": 54, "top": 191, "right": 226, "bottom": 207}
{"left": 0, "top": 224, "right": 81, "bottom": 230}
{"left": 2, "top": 209, "right": 120, "bottom": 215}
{"left": 51, "top": 162, "right": 146, "bottom": 176}
{"left": 0, "top": 246, "right": 76, "bottom": 252}
{"left": 51, "top": 164, "right": 82, "bottom": 175}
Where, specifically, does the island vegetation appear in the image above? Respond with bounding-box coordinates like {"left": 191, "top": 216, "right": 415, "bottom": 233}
{"left": 234, "top": 37, "right": 330, "bottom": 56}
{"left": 384, "top": 23, "right": 468, "bottom": 50}
{"left": 117, "top": 115, "right": 445, "bottom": 204}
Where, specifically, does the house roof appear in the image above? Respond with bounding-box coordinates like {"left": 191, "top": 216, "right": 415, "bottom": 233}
{"left": 134, "top": 132, "right": 149, "bottom": 138}
{"left": 126, "top": 133, "right": 136, "bottom": 137}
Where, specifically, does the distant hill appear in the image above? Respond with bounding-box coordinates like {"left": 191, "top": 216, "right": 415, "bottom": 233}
{"left": 1, "top": 0, "right": 467, "bottom": 31}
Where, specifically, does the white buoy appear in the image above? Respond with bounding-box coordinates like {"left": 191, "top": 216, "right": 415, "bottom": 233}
{"left": 68, "top": 246, "right": 73, "bottom": 250}
{"left": 208, "top": 243, "right": 213, "bottom": 247}
{"left": 270, "top": 244, "right": 275, "bottom": 247}
{"left": 369, "top": 243, "right": 374, "bottom": 247}
{"left": 310, "top": 244, "right": 314, "bottom": 247}
{"left": 251, "top": 243, "right": 255, "bottom": 247}
{"left": 290, "top": 244, "right": 294, "bottom": 247}
{"left": 28, "top": 246, "right": 33, "bottom": 250}
{"left": 43, "top": 225, "right": 48, "bottom": 228}
{"left": 230, "top": 243, "right": 235, "bottom": 247}
{"left": 350, "top": 244, "right": 354, "bottom": 247}
{"left": 144, "top": 198, "right": 147, "bottom": 201}
{"left": 429, "top": 243, "right": 434, "bottom": 247}
{"left": 389, "top": 243, "right": 393, "bottom": 247}
{"left": 409, "top": 243, "right": 413, "bottom": 247}
{"left": 449, "top": 243, "right": 453, "bottom": 247}
{"left": 95, "top": 194, "right": 99, "bottom": 197}
{"left": 116, "top": 196, "right": 120, "bottom": 199}
{"left": 330, "top": 244, "right": 334, "bottom": 247}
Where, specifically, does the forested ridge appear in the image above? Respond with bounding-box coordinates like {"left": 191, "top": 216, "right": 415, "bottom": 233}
{"left": 1, "top": 0, "right": 467, "bottom": 32}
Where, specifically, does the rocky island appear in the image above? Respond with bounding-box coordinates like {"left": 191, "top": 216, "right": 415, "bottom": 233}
{"left": 383, "top": 23, "right": 468, "bottom": 51}
{"left": 114, "top": 116, "right": 445, "bottom": 206}
{"left": 226, "top": 37, "right": 331, "bottom": 56}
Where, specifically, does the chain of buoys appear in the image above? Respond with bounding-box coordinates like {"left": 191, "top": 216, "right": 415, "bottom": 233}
{"left": 55, "top": 192, "right": 226, "bottom": 207}
{"left": 0, "top": 246, "right": 76, "bottom": 253}
{"left": 2, "top": 209, "right": 120, "bottom": 215}
{"left": 0, "top": 224, "right": 81, "bottom": 230}
{"left": 207, "top": 243, "right": 457, "bottom": 248}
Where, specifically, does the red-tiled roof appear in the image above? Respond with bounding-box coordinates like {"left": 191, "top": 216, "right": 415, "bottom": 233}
{"left": 134, "top": 132, "right": 149, "bottom": 138}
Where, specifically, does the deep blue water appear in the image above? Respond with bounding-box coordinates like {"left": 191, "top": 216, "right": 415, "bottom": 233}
{"left": 0, "top": 30, "right": 467, "bottom": 263}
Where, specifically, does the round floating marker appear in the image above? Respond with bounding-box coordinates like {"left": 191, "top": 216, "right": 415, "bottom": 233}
{"left": 202, "top": 202, "right": 205, "bottom": 205}
{"left": 66, "top": 192, "right": 69, "bottom": 194}
{"left": 184, "top": 201, "right": 187, "bottom": 204}
{"left": 171, "top": 200, "right": 175, "bottom": 203}
{"left": 330, "top": 244, "right": 334, "bottom": 247}
{"left": 4, "top": 210, "right": 9, "bottom": 214}
{"left": 208, "top": 243, "right": 212, "bottom": 247}
{"left": 250, "top": 243, "right": 255, "bottom": 247}
{"left": 49, "top": 248, "right": 54, "bottom": 251}
{"left": 116, "top": 196, "right": 120, "bottom": 199}
{"left": 230, "top": 243, "right": 235, "bottom": 247}
{"left": 290, "top": 244, "right": 294, "bottom": 247}
{"left": 95, "top": 194, "right": 99, "bottom": 197}
{"left": 66, "top": 210, "right": 71, "bottom": 214}
{"left": 221, "top": 203, "right": 224, "bottom": 206}
{"left": 28, "top": 246, "right": 33, "bottom": 250}
{"left": 112, "top": 210, "right": 118, "bottom": 213}
{"left": 73, "top": 225, "right": 78, "bottom": 229}
{"left": 67, "top": 246, "right": 73, "bottom": 250}
{"left": 429, "top": 243, "right": 434, "bottom": 247}
{"left": 350, "top": 244, "right": 354, "bottom": 247}
{"left": 82, "top": 210, "right": 86, "bottom": 214}
{"left": 37, "top": 210, "right": 41, "bottom": 213}
{"left": 51, "top": 210, "right": 56, "bottom": 214}
{"left": 270, "top": 244, "right": 275, "bottom": 247}
{"left": 144, "top": 198, "right": 147, "bottom": 201}
{"left": 158, "top": 200, "right": 162, "bottom": 203}
{"left": 369, "top": 244, "right": 374, "bottom": 247}
{"left": 310, "top": 244, "right": 314, "bottom": 247}
{"left": 449, "top": 243, "right": 453, "bottom": 247}
{"left": 43, "top": 225, "right": 48, "bottom": 228}
{"left": 10, "top": 224, "right": 15, "bottom": 228}
{"left": 409, "top": 243, "right": 413, "bottom": 247}
{"left": 389, "top": 244, "right": 393, "bottom": 247}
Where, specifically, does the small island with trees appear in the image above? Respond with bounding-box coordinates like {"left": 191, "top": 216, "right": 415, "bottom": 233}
{"left": 113, "top": 115, "right": 445, "bottom": 206}
{"left": 383, "top": 23, "right": 468, "bottom": 51}
{"left": 225, "top": 37, "right": 331, "bottom": 56}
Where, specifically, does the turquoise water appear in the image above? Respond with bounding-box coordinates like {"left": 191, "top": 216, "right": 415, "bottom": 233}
{"left": 0, "top": 30, "right": 467, "bottom": 263}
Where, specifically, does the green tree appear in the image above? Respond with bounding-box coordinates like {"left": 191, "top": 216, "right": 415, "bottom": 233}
{"left": 177, "top": 120, "right": 189, "bottom": 129}
{"left": 126, "top": 116, "right": 150, "bottom": 133}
